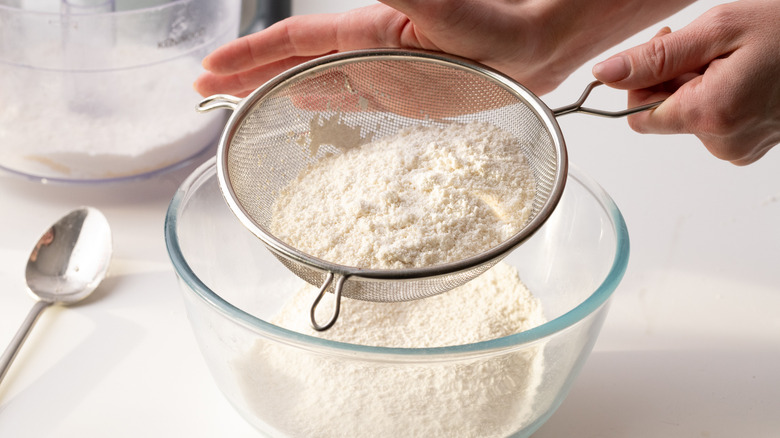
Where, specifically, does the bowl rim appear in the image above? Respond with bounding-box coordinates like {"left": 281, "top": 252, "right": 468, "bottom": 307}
{"left": 0, "top": 0, "right": 194, "bottom": 16}
{"left": 164, "top": 157, "right": 630, "bottom": 357}
{"left": 0, "top": 0, "right": 239, "bottom": 74}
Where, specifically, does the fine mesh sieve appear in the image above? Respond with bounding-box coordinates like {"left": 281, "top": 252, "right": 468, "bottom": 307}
{"left": 197, "top": 49, "right": 661, "bottom": 331}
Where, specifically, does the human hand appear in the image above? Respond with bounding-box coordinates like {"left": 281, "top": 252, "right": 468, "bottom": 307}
{"left": 592, "top": 0, "right": 780, "bottom": 165}
{"left": 194, "top": 0, "right": 693, "bottom": 98}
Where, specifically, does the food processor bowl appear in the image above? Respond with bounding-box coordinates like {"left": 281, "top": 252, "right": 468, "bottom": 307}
{"left": 0, "top": 0, "right": 241, "bottom": 182}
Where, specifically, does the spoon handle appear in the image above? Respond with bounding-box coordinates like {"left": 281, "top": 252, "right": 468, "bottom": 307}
{"left": 0, "top": 300, "right": 52, "bottom": 386}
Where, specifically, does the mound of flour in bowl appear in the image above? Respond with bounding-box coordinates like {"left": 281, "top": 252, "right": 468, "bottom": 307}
{"left": 234, "top": 262, "right": 547, "bottom": 437}
{"left": 270, "top": 121, "right": 536, "bottom": 269}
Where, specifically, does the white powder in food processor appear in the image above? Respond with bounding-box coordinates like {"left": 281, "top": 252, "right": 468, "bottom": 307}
{"left": 270, "top": 121, "right": 537, "bottom": 269}
{"left": 0, "top": 46, "right": 223, "bottom": 180}
{"left": 235, "top": 262, "right": 547, "bottom": 437}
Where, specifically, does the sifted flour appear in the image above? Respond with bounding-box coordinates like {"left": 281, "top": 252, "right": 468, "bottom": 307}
{"left": 243, "top": 121, "right": 546, "bottom": 436}
{"left": 270, "top": 121, "right": 537, "bottom": 269}
{"left": 235, "top": 261, "right": 547, "bottom": 437}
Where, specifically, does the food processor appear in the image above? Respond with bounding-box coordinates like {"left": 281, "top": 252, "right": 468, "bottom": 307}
{"left": 0, "top": 0, "right": 242, "bottom": 182}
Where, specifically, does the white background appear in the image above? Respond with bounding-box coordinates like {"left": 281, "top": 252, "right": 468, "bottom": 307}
{"left": 1, "top": 1, "right": 778, "bottom": 437}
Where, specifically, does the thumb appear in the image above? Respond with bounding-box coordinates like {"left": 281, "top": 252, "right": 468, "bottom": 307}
{"left": 592, "top": 21, "right": 732, "bottom": 90}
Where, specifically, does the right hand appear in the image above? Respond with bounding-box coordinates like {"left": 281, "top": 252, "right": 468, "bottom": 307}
{"left": 593, "top": 0, "right": 780, "bottom": 165}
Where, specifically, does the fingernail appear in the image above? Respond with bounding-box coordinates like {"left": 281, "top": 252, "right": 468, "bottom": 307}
{"left": 593, "top": 56, "right": 630, "bottom": 83}
{"left": 654, "top": 26, "right": 672, "bottom": 38}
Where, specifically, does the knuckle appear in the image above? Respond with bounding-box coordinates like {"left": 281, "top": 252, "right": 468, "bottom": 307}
{"left": 641, "top": 37, "right": 671, "bottom": 81}
{"left": 699, "top": 3, "right": 741, "bottom": 40}
{"left": 692, "top": 98, "right": 745, "bottom": 138}
{"left": 691, "top": 112, "right": 751, "bottom": 162}
{"left": 706, "top": 114, "right": 742, "bottom": 138}
{"left": 675, "top": 84, "right": 738, "bottom": 135}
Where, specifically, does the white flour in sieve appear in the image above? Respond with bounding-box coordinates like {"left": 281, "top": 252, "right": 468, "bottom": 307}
{"left": 270, "top": 121, "right": 537, "bottom": 269}
{"left": 234, "top": 261, "right": 547, "bottom": 437}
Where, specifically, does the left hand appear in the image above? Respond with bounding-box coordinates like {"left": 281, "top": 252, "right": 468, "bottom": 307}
{"left": 194, "top": 0, "right": 694, "bottom": 98}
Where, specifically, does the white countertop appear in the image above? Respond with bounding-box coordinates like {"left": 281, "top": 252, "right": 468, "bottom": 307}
{"left": 1, "top": 1, "right": 778, "bottom": 437}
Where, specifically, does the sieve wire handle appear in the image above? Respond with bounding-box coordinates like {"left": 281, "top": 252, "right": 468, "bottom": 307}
{"left": 310, "top": 273, "right": 346, "bottom": 331}
{"left": 552, "top": 81, "right": 664, "bottom": 118}
{"left": 196, "top": 94, "right": 241, "bottom": 113}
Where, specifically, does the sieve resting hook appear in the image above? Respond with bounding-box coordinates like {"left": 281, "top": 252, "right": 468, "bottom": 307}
{"left": 196, "top": 94, "right": 241, "bottom": 113}
{"left": 310, "top": 273, "right": 347, "bottom": 331}
{"left": 552, "top": 81, "right": 664, "bottom": 118}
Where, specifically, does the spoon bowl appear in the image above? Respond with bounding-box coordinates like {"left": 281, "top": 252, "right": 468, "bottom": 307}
{"left": 25, "top": 207, "right": 112, "bottom": 303}
{"left": 0, "top": 207, "right": 112, "bottom": 386}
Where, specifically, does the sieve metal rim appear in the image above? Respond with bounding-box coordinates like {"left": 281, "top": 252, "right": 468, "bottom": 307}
{"left": 198, "top": 48, "right": 664, "bottom": 331}
{"left": 206, "top": 48, "right": 568, "bottom": 282}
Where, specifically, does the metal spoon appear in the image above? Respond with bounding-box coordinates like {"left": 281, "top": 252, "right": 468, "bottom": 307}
{"left": 0, "top": 207, "right": 112, "bottom": 386}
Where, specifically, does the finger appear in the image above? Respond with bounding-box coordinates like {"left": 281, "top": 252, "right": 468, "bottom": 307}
{"left": 202, "top": 14, "right": 338, "bottom": 74}
{"left": 627, "top": 54, "right": 775, "bottom": 165}
{"left": 624, "top": 74, "right": 701, "bottom": 135}
{"left": 591, "top": 26, "right": 670, "bottom": 86}
{"left": 194, "top": 55, "right": 323, "bottom": 97}
{"left": 611, "top": 28, "right": 688, "bottom": 134}
{"left": 202, "top": 4, "right": 404, "bottom": 75}
{"left": 624, "top": 68, "right": 701, "bottom": 123}
{"left": 615, "top": 23, "right": 712, "bottom": 135}
{"left": 593, "top": 13, "right": 738, "bottom": 90}
{"left": 652, "top": 26, "right": 672, "bottom": 39}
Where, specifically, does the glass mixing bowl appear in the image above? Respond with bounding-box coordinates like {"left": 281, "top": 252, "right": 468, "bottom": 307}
{"left": 0, "top": 0, "right": 240, "bottom": 182}
{"left": 165, "top": 157, "right": 629, "bottom": 437}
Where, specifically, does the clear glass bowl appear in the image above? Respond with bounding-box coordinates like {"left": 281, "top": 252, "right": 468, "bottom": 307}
{"left": 164, "top": 157, "right": 629, "bottom": 438}
{"left": 0, "top": 0, "right": 240, "bottom": 182}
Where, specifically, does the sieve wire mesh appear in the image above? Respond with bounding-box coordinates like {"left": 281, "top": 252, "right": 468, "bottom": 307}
{"left": 222, "top": 51, "right": 563, "bottom": 303}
